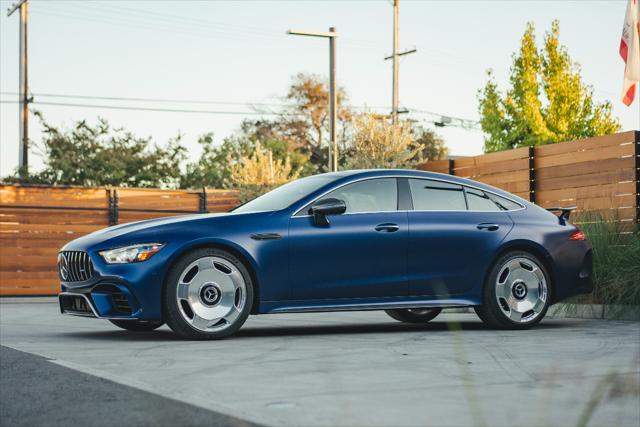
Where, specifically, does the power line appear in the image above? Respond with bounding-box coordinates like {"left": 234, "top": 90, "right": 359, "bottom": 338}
{"left": 0, "top": 98, "right": 480, "bottom": 129}
{"left": 30, "top": 3, "right": 380, "bottom": 50}
{"left": 0, "top": 100, "right": 294, "bottom": 115}
{"left": 0, "top": 91, "right": 289, "bottom": 108}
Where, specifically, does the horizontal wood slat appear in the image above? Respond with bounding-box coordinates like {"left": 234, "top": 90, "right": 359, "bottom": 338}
{"left": 0, "top": 185, "right": 239, "bottom": 296}
{"left": 534, "top": 131, "right": 637, "bottom": 157}
{"left": 416, "top": 132, "right": 638, "bottom": 228}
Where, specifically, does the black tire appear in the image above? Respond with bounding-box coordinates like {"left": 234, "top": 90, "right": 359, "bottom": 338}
{"left": 109, "top": 319, "right": 164, "bottom": 332}
{"left": 163, "top": 247, "right": 254, "bottom": 340}
{"left": 385, "top": 308, "right": 442, "bottom": 323}
{"left": 474, "top": 250, "right": 552, "bottom": 330}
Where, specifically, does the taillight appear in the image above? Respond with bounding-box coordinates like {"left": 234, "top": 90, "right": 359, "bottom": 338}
{"left": 569, "top": 230, "right": 586, "bottom": 241}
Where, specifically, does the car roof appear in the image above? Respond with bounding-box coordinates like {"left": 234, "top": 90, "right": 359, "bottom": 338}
{"left": 321, "top": 169, "right": 530, "bottom": 205}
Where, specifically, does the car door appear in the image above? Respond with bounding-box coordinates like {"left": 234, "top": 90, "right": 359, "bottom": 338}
{"left": 288, "top": 177, "right": 408, "bottom": 300}
{"left": 406, "top": 178, "right": 515, "bottom": 297}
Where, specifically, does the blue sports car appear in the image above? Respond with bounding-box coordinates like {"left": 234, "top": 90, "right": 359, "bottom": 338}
{"left": 58, "top": 169, "right": 593, "bottom": 339}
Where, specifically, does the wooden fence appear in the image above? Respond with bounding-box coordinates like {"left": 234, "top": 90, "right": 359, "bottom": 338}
{"left": 417, "top": 131, "right": 640, "bottom": 230}
{"left": 0, "top": 185, "right": 239, "bottom": 296}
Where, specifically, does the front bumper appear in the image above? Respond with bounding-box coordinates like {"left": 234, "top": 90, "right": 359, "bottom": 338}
{"left": 59, "top": 283, "right": 142, "bottom": 319}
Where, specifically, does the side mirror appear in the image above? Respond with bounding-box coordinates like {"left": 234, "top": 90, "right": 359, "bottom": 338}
{"left": 309, "top": 198, "right": 346, "bottom": 226}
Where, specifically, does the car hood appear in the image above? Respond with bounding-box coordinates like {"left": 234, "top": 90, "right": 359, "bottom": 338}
{"left": 62, "top": 212, "right": 233, "bottom": 251}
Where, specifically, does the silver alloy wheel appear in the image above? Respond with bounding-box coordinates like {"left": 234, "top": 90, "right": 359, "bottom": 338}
{"left": 176, "top": 256, "right": 247, "bottom": 332}
{"left": 495, "top": 257, "right": 548, "bottom": 323}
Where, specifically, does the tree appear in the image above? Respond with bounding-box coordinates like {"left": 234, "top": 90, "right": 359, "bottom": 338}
{"left": 180, "top": 133, "right": 311, "bottom": 190}
{"left": 230, "top": 141, "right": 300, "bottom": 186}
{"left": 411, "top": 125, "right": 448, "bottom": 161}
{"left": 180, "top": 134, "right": 247, "bottom": 189}
{"left": 12, "top": 113, "right": 186, "bottom": 187}
{"left": 229, "top": 141, "right": 301, "bottom": 202}
{"left": 345, "top": 113, "right": 424, "bottom": 169}
{"left": 478, "top": 21, "right": 621, "bottom": 152}
{"left": 240, "top": 73, "right": 354, "bottom": 172}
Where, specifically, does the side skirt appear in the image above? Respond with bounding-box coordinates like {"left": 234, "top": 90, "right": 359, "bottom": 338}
{"left": 260, "top": 296, "right": 479, "bottom": 314}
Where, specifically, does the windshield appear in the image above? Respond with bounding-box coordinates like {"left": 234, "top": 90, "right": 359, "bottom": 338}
{"left": 233, "top": 175, "right": 339, "bottom": 213}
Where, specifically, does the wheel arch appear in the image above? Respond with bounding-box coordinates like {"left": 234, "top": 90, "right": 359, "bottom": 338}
{"left": 483, "top": 239, "right": 558, "bottom": 303}
{"left": 162, "top": 239, "right": 262, "bottom": 316}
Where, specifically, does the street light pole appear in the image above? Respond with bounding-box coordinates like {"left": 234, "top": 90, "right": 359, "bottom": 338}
{"left": 7, "top": 0, "right": 29, "bottom": 176}
{"left": 286, "top": 27, "right": 339, "bottom": 172}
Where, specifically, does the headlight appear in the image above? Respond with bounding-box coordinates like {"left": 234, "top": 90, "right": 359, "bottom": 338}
{"left": 99, "top": 243, "right": 165, "bottom": 264}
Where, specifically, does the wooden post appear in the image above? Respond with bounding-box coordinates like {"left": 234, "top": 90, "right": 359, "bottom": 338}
{"left": 108, "top": 189, "right": 119, "bottom": 226}
{"left": 635, "top": 131, "right": 639, "bottom": 226}
{"left": 199, "top": 187, "right": 208, "bottom": 213}
{"left": 529, "top": 146, "right": 536, "bottom": 204}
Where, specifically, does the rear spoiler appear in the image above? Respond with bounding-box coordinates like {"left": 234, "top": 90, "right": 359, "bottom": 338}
{"left": 545, "top": 206, "right": 576, "bottom": 223}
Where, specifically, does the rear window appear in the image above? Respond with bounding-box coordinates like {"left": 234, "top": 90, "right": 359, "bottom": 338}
{"left": 465, "top": 187, "right": 502, "bottom": 211}
{"left": 487, "top": 193, "right": 523, "bottom": 211}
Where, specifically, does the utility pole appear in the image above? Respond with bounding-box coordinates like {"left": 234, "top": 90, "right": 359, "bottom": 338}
{"left": 385, "top": 0, "right": 415, "bottom": 124}
{"left": 392, "top": 0, "right": 399, "bottom": 124}
{"left": 328, "top": 27, "right": 337, "bottom": 172}
{"left": 286, "top": 27, "right": 339, "bottom": 172}
{"left": 7, "top": 0, "right": 29, "bottom": 176}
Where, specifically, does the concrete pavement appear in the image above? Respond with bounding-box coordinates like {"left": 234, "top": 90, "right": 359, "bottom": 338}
{"left": 1, "top": 298, "right": 638, "bottom": 427}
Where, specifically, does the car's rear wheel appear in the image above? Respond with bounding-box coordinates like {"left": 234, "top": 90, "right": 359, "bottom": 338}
{"left": 163, "top": 248, "right": 253, "bottom": 340}
{"left": 385, "top": 308, "right": 442, "bottom": 323}
{"left": 109, "top": 320, "right": 164, "bottom": 332}
{"left": 475, "top": 251, "right": 551, "bottom": 330}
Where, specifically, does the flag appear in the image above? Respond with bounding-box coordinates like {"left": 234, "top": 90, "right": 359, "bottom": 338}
{"left": 620, "top": 0, "right": 640, "bottom": 106}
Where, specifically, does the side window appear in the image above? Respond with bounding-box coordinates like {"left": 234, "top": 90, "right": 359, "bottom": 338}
{"left": 465, "top": 187, "right": 502, "bottom": 211}
{"left": 317, "top": 178, "right": 398, "bottom": 214}
{"left": 408, "top": 179, "right": 466, "bottom": 211}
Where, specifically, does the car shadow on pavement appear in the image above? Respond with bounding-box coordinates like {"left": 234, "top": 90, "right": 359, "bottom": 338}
{"left": 236, "top": 319, "right": 567, "bottom": 338}
{"left": 58, "top": 319, "right": 567, "bottom": 341}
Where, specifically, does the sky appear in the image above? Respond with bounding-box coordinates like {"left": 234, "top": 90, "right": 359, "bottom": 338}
{"left": 0, "top": 0, "right": 638, "bottom": 177}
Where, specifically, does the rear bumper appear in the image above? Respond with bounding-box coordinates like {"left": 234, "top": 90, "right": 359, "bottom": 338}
{"left": 553, "top": 246, "right": 594, "bottom": 302}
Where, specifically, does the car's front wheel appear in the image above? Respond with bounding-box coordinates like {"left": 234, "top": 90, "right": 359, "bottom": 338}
{"left": 385, "top": 308, "right": 442, "bottom": 323}
{"left": 109, "top": 320, "right": 164, "bottom": 332}
{"left": 163, "top": 248, "right": 253, "bottom": 340}
{"left": 474, "top": 251, "right": 551, "bottom": 330}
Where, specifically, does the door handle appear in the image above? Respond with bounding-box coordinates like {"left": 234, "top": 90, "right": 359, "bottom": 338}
{"left": 375, "top": 223, "right": 400, "bottom": 233}
{"left": 477, "top": 223, "right": 500, "bottom": 231}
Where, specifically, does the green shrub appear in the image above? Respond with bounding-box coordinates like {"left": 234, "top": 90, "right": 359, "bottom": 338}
{"left": 575, "top": 213, "right": 640, "bottom": 306}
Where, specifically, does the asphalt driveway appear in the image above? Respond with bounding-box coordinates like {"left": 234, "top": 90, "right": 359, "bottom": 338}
{"left": 1, "top": 298, "right": 638, "bottom": 427}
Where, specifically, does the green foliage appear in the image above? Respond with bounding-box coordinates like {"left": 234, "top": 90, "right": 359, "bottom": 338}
{"left": 577, "top": 216, "right": 640, "bottom": 307}
{"left": 179, "top": 133, "right": 310, "bottom": 190}
{"left": 478, "top": 21, "right": 621, "bottom": 152}
{"left": 180, "top": 134, "right": 244, "bottom": 189}
{"left": 412, "top": 125, "right": 448, "bottom": 161}
{"left": 12, "top": 113, "right": 186, "bottom": 188}
{"left": 3, "top": 73, "right": 448, "bottom": 192}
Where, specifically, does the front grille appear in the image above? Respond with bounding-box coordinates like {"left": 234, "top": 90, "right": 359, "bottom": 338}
{"left": 58, "top": 251, "right": 94, "bottom": 282}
